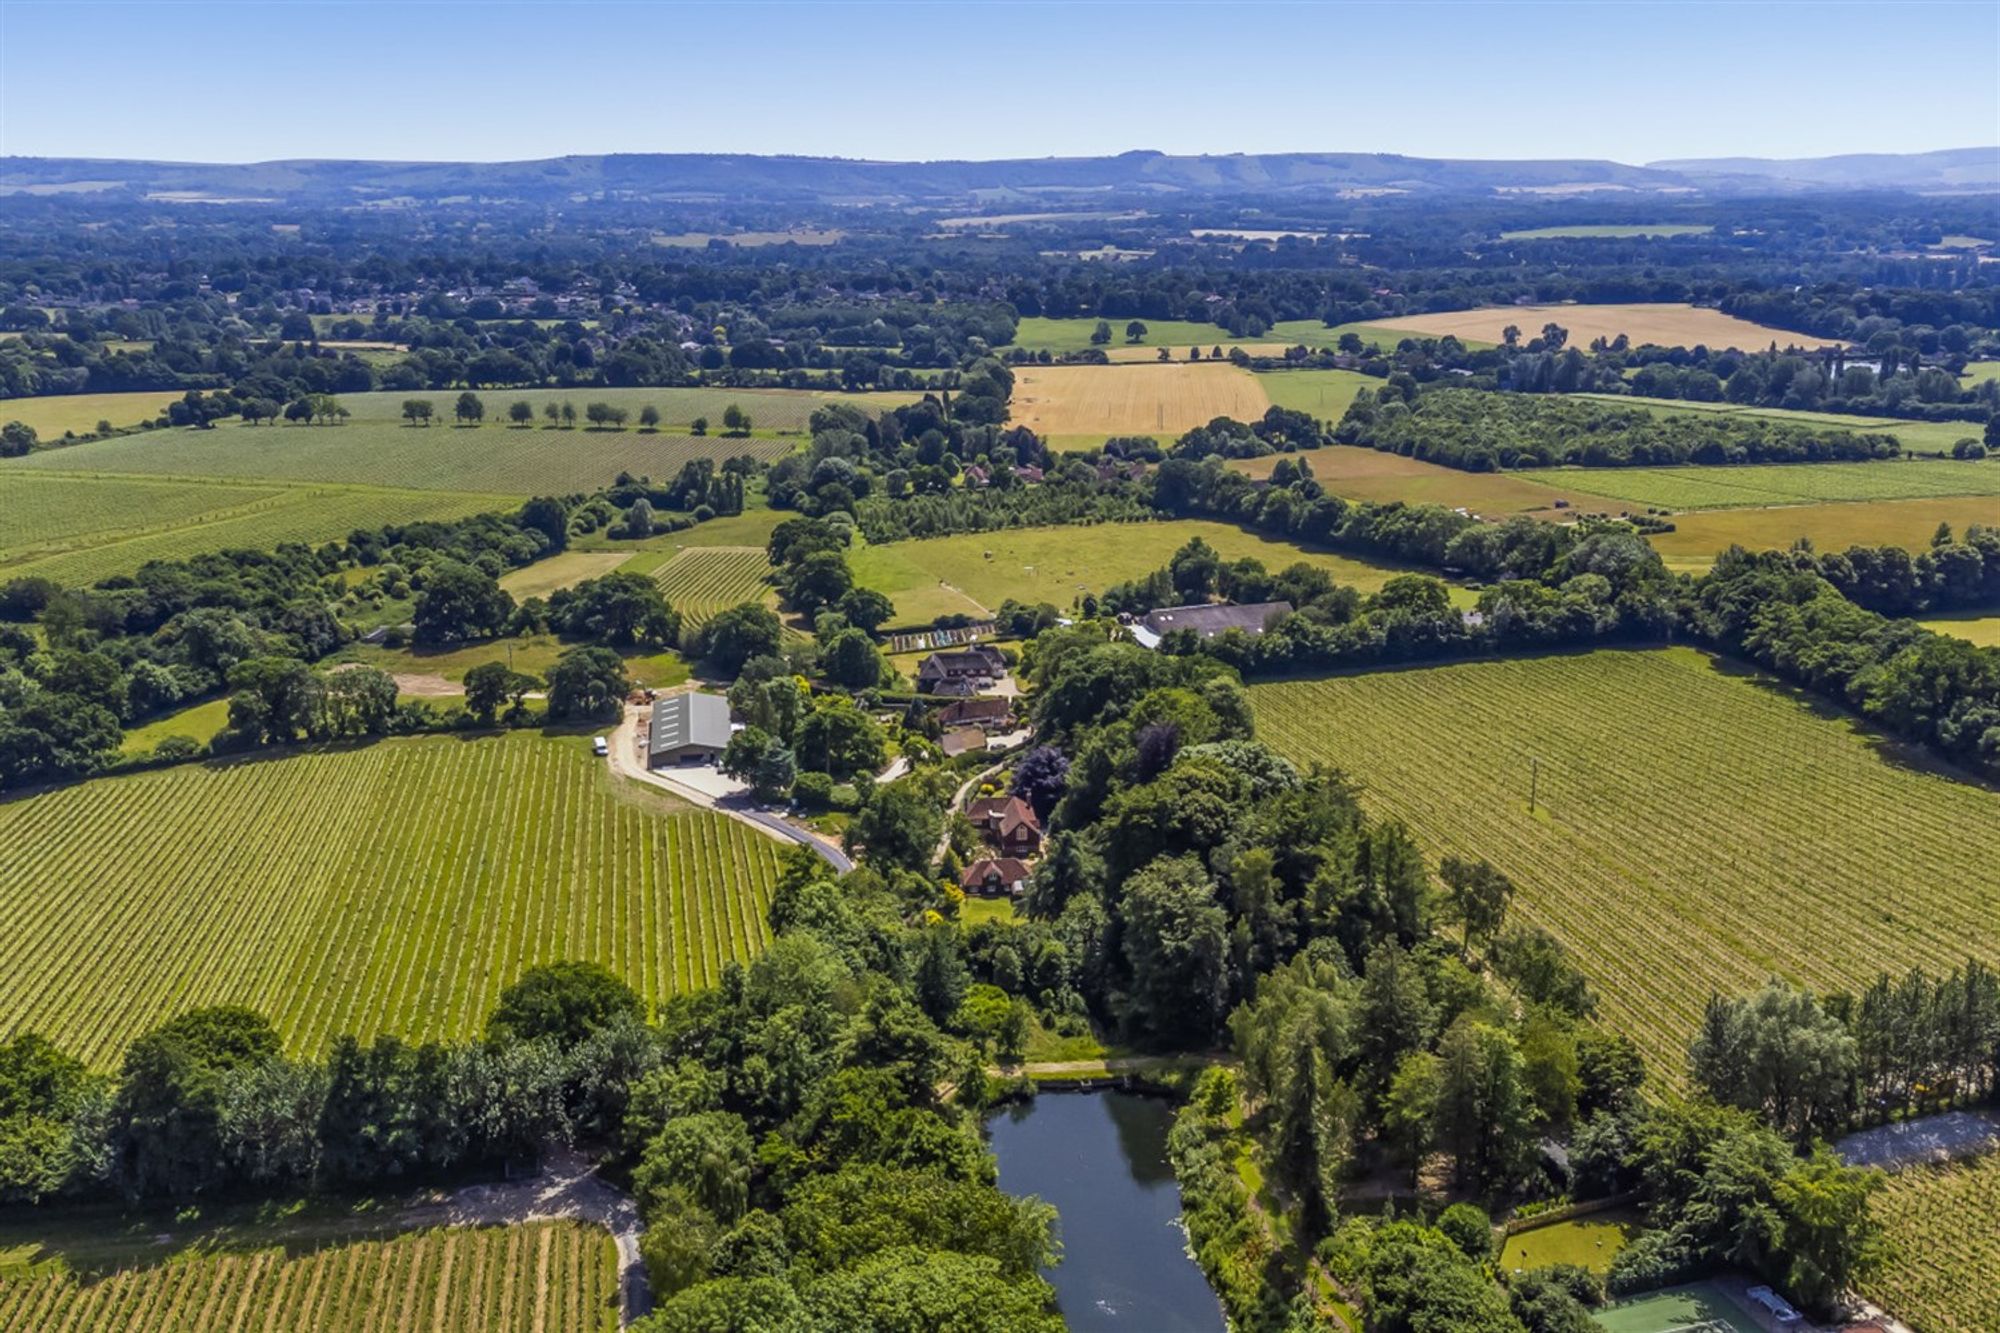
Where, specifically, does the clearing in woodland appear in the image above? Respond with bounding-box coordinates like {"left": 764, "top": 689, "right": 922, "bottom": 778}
{"left": 1647, "top": 496, "right": 2000, "bottom": 572}
{"left": 0, "top": 731, "right": 782, "bottom": 1066}
{"left": 1248, "top": 647, "right": 2000, "bottom": 1076}
{"left": 0, "top": 1218, "right": 619, "bottom": 1333}
{"left": 1228, "top": 444, "right": 1599, "bottom": 515}
{"left": 1367, "top": 302, "right": 1844, "bottom": 351}
{"left": 1007, "top": 363, "right": 1272, "bottom": 447}
{"left": 1549, "top": 457, "right": 2000, "bottom": 509}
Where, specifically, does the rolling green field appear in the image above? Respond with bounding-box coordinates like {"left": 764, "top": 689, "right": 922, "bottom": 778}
{"left": 0, "top": 473, "right": 512, "bottom": 585}
{"left": 1961, "top": 360, "right": 2000, "bottom": 387}
{"left": 1649, "top": 496, "right": 2000, "bottom": 571}
{"left": 1862, "top": 1152, "right": 2000, "bottom": 1333}
{"left": 1254, "top": 368, "right": 1377, "bottom": 421}
{"left": 1248, "top": 648, "right": 2000, "bottom": 1075}
{"left": 849, "top": 519, "right": 1467, "bottom": 625}
{"left": 5, "top": 386, "right": 919, "bottom": 498}
{"left": 650, "top": 546, "right": 775, "bottom": 630}
{"left": 1548, "top": 457, "right": 2000, "bottom": 509}
{"left": 0, "top": 1219, "right": 619, "bottom": 1333}
{"left": 1501, "top": 224, "right": 1714, "bottom": 239}
{"left": 9, "top": 419, "right": 791, "bottom": 496}
{"left": 497, "top": 550, "right": 633, "bottom": 600}
{"left": 1576, "top": 392, "right": 1985, "bottom": 456}
{"left": 1008, "top": 317, "right": 1477, "bottom": 357}
{"left": 0, "top": 732, "right": 781, "bottom": 1065}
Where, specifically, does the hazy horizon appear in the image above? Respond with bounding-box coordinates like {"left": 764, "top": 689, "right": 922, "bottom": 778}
{"left": 3, "top": 0, "right": 1996, "bottom": 166}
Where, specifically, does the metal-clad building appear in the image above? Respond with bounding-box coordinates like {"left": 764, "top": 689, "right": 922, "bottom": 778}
{"left": 647, "top": 692, "right": 731, "bottom": 767}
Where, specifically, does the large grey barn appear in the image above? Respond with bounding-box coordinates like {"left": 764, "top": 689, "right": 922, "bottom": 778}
{"left": 647, "top": 692, "right": 732, "bottom": 767}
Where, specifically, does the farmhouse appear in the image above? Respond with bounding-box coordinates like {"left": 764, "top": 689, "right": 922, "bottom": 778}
{"left": 966, "top": 794, "right": 1043, "bottom": 857}
{"left": 960, "top": 857, "right": 1032, "bottom": 898}
{"left": 1130, "top": 601, "right": 1294, "bottom": 648}
{"left": 917, "top": 644, "right": 1008, "bottom": 696}
{"left": 647, "top": 692, "right": 732, "bottom": 767}
{"left": 938, "top": 696, "right": 1014, "bottom": 731}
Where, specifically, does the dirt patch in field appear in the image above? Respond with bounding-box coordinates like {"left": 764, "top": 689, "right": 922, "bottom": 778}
{"left": 1369, "top": 302, "right": 1846, "bottom": 352}
{"left": 392, "top": 672, "right": 463, "bottom": 698}
{"left": 1008, "top": 363, "right": 1271, "bottom": 440}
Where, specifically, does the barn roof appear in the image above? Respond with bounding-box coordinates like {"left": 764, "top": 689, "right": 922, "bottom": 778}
{"left": 649, "top": 692, "right": 731, "bottom": 758}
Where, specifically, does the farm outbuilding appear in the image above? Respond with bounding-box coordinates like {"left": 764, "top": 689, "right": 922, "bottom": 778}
{"left": 647, "top": 692, "right": 732, "bottom": 767}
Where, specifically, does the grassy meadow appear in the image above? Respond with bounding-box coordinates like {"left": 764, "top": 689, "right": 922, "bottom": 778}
{"left": 1254, "top": 368, "right": 1376, "bottom": 421}
{"left": 849, "top": 518, "right": 1470, "bottom": 625}
{"left": 0, "top": 1218, "right": 619, "bottom": 1333}
{"left": 327, "top": 633, "right": 688, "bottom": 694}
{"left": 1549, "top": 457, "right": 2000, "bottom": 509}
{"left": 1249, "top": 647, "right": 2000, "bottom": 1076}
{"left": 497, "top": 550, "right": 632, "bottom": 600}
{"left": 1229, "top": 444, "right": 1595, "bottom": 515}
{"left": 0, "top": 732, "right": 781, "bottom": 1065}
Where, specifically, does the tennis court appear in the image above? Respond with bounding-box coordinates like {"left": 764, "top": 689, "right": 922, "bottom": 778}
{"left": 1594, "top": 1281, "right": 1762, "bottom": 1333}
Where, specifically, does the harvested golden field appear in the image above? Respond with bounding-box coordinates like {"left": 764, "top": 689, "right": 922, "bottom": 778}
{"left": 1368, "top": 302, "right": 1845, "bottom": 352}
{"left": 1008, "top": 363, "right": 1271, "bottom": 446}
{"left": 0, "top": 390, "right": 181, "bottom": 437}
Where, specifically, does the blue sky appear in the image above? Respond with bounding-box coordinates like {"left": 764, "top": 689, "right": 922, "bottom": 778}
{"left": 2, "top": 0, "right": 1995, "bottom": 164}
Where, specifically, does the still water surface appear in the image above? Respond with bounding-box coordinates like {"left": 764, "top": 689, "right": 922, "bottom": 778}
{"left": 986, "top": 1091, "right": 1225, "bottom": 1332}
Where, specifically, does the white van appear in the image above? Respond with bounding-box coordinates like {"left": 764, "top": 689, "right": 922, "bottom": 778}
{"left": 592, "top": 737, "right": 610, "bottom": 757}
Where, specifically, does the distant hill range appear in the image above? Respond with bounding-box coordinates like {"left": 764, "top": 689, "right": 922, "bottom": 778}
{"left": 2, "top": 147, "right": 1994, "bottom": 206}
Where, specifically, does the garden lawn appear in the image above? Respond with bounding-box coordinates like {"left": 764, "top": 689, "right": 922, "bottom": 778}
{"left": 1498, "top": 1210, "right": 1642, "bottom": 1275}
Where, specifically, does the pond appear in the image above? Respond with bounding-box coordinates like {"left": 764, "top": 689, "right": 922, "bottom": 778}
{"left": 986, "top": 1090, "right": 1225, "bottom": 1332}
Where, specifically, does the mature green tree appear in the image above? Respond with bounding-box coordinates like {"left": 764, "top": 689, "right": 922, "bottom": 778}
{"left": 835, "top": 586, "right": 895, "bottom": 633}
{"left": 639, "top": 404, "right": 662, "bottom": 432}
{"left": 462, "top": 661, "right": 540, "bottom": 724}
{"left": 413, "top": 560, "right": 513, "bottom": 646}
{"left": 111, "top": 1007, "right": 279, "bottom": 1199}
{"left": 721, "top": 404, "right": 751, "bottom": 435}
{"left": 1120, "top": 856, "right": 1230, "bottom": 1045}
{"left": 820, "top": 627, "right": 888, "bottom": 689}
{"left": 721, "top": 726, "right": 798, "bottom": 803}
{"left": 1125, "top": 320, "right": 1148, "bottom": 343}
{"left": 401, "top": 398, "right": 434, "bottom": 426}
{"left": 845, "top": 782, "right": 940, "bottom": 873}
{"left": 1434, "top": 1017, "right": 1536, "bottom": 1194}
{"left": 1689, "top": 982, "right": 1857, "bottom": 1142}
{"left": 795, "top": 696, "right": 888, "bottom": 780}
{"left": 782, "top": 550, "right": 855, "bottom": 614}
{"left": 508, "top": 400, "right": 533, "bottom": 426}
{"left": 487, "top": 961, "right": 643, "bottom": 1046}
{"left": 549, "top": 571, "right": 679, "bottom": 648}
{"left": 517, "top": 496, "right": 570, "bottom": 553}
{"left": 1771, "top": 1148, "right": 1886, "bottom": 1318}
{"left": 1089, "top": 320, "right": 1112, "bottom": 346}
{"left": 454, "top": 391, "right": 484, "bottom": 424}
{"left": 697, "top": 603, "right": 783, "bottom": 674}
{"left": 637, "top": 1276, "right": 806, "bottom": 1332}
{"left": 224, "top": 655, "right": 317, "bottom": 744}
{"left": 637, "top": 1111, "right": 755, "bottom": 1226}
{"left": 545, "top": 646, "right": 630, "bottom": 720}
{"left": 1439, "top": 855, "right": 1515, "bottom": 959}
{"left": 1380, "top": 1050, "right": 1441, "bottom": 1184}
